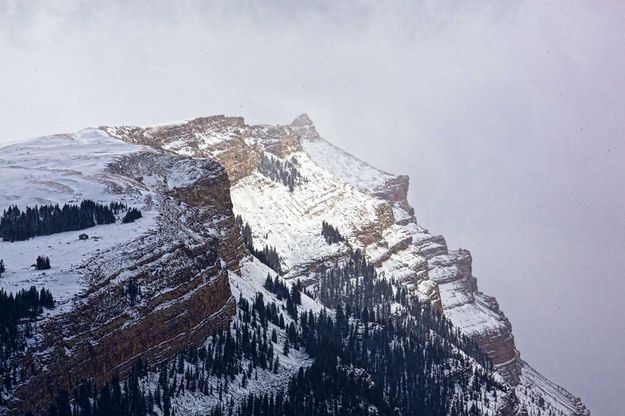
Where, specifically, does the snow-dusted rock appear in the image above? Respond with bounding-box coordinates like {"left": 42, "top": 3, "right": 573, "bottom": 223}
{"left": 0, "top": 113, "right": 588, "bottom": 416}
{"left": 103, "top": 113, "right": 588, "bottom": 416}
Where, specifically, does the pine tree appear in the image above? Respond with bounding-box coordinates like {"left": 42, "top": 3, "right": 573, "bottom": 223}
{"left": 321, "top": 221, "right": 345, "bottom": 244}
{"left": 36, "top": 256, "right": 51, "bottom": 270}
{"left": 122, "top": 208, "right": 143, "bottom": 224}
{"left": 127, "top": 280, "right": 140, "bottom": 305}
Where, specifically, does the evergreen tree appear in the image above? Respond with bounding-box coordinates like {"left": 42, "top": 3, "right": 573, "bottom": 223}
{"left": 127, "top": 280, "right": 140, "bottom": 305}
{"left": 321, "top": 221, "right": 345, "bottom": 244}
{"left": 122, "top": 208, "right": 142, "bottom": 224}
{"left": 0, "top": 201, "right": 140, "bottom": 242}
{"left": 35, "top": 256, "right": 51, "bottom": 270}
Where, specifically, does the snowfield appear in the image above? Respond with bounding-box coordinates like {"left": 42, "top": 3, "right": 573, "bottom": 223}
{"left": 0, "top": 130, "right": 159, "bottom": 308}
{"left": 0, "top": 129, "right": 153, "bottom": 212}
{"left": 0, "top": 211, "right": 158, "bottom": 308}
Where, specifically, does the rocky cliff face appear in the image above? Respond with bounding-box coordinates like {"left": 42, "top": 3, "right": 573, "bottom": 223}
{"left": 105, "top": 113, "right": 588, "bottom": 416}
{"left": 0, "top": 132, "right": 239, "bottom": 415}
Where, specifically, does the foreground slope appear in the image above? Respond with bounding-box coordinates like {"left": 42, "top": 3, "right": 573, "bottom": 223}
{"left": 0, "top": 131, "right": 239, "bottom": 414}
{"left": 106, "top": 113, "right": 588, "bottom": 416}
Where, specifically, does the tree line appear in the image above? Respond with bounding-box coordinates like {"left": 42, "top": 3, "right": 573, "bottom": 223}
{"left": 236, "top": 215, "right": 282, "bottom": 274}
{"left": 0, "top": 286, "right": 54, "bottom": 393}
{"left": 258, "top": 153, "right": 303, "bottom": 192}
{"left": 0, "top": 200, "right": 141, "bottom": 242}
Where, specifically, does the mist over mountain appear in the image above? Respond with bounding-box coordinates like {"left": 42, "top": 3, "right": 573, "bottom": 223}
{"left": 1, "top": 2, "right": 623, "bottom": 415}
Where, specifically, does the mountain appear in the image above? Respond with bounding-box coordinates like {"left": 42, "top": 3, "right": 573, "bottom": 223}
{"left": 0, "top": 116, "right": 588, "bottom": 416}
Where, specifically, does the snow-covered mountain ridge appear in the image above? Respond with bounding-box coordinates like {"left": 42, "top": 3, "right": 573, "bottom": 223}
{"left": 0, "top": 115, "right": 588, "bottom": 416}
{"left": 105, "top": 113, "right": 588, "bottom": 416}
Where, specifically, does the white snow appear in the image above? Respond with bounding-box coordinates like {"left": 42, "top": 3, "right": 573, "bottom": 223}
{"left": 231, "top": 151, "right": 385, "bottom": 275}
{"left": 302, "top": 137, "right": 395, "bottom": 191}
{"left": 0, "top": 129, "right": 154, "bottom": 211}
{"left": 0, "top": 129, "right": 160, "bottom": 307}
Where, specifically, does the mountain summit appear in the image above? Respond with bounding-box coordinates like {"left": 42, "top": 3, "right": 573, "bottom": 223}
{"left": 290, "top": 113, "right": 321, "bottom": 141}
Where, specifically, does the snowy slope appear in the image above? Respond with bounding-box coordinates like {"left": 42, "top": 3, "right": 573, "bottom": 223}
{"left": 231, "top": 152, "right": 385, "bottom": 275}
{"left": 0, "top": 130, "right": 158, "bottom": 307}
{"left": 0, "top": 129, "right": 148, "bottom": 211}
{"left": 301, "top": 137, "right": 394, "bottom": 190}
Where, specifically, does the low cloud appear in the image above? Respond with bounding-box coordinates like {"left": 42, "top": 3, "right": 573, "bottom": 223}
{"left": 1, "top": 1, "right": 624, "bottom": 414}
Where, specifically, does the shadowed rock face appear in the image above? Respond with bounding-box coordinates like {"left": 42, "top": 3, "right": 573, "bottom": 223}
{"left": 4, "top": 150, "right": 240, "bottom": 415}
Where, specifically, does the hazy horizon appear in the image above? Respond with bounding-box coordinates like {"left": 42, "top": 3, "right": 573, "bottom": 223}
{"left": 2, "top": 1, "right": 624, "bottom": 414}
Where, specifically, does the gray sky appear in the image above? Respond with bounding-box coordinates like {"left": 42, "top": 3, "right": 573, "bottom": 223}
{"left": 1, "top": 1, "right": 624, "bottom": 414}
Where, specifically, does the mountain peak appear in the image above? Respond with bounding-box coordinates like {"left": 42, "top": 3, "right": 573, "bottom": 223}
{"left": 291, "top": 113, "right": 313, "bottom": 126}
{"left": 290, "top": 113, "right": 320, "bottom": 141}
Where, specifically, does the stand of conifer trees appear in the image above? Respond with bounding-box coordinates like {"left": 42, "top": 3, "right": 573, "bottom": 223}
{"left": 43, "top": 251, "right": 501, "bottom": 416}
{"left": 321, "top": 221, "right": 344, "bottom": 245}
{"left": 236, "top": 215, "right": 282, "bottom": 274}
{"left": 35, "top": 255, "right": 51, "bottom": 270}
{"left": 0, "top": 200, "right": 141, "bottom": 242}
{"left": 0, "top": 286, "right": 54, "bottom": 393}
{"left": 122, "top": 208, "right": 143, "bottom": 224}
{"left": 257, "top": 153, "right": 303, "bottom": 192}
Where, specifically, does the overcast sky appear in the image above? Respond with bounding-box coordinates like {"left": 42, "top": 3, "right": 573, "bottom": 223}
{"left": 1, "top": 1, "right": 624, "bottom": 414}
